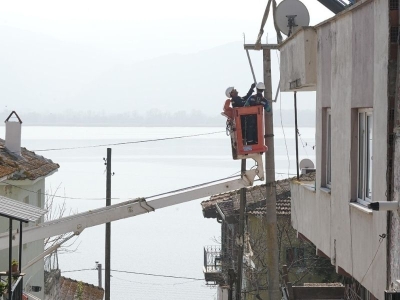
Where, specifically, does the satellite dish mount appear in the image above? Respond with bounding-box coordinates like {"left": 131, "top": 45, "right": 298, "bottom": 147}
{"left": 286, "top": 15, "right": 298, "bottom": 36}
{"left": 275, "top": 0, "right": 310, "bottom": 37}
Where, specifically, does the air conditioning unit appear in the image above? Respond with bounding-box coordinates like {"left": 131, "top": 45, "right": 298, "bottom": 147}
{"left": 385, "top": 291, "right": 400, "bottom": 300}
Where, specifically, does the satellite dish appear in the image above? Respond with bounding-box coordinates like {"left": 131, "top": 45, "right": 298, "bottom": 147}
{"left": 299, "top": 159, "right": 314, "bottom": 170}
{"left": 275, "top": 0, "right": 310, "bottom": 36}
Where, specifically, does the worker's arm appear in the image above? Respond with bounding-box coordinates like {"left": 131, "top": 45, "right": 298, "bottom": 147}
{"left": 243, "top": 83, "right": 256, "bottom": 101}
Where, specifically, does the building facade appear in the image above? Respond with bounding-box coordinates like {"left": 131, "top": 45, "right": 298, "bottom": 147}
{"left": 202, "top": 177, "right": 339, "bottom": 300}
{"left": 280, "top": 0, "right": 398, "bottom": 299}
{"left": 0, "top": 113, "right": 59, "bottom": 299}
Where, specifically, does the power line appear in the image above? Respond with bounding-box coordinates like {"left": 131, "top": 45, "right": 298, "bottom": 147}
{"left": 32, "top": 131, "right": 225, "bottom": 152}
{"left": 3, "top": 182, "right": 120, "bottom": 201}
{"left": 62, "top": 268, "right": 204, "bottom": 281}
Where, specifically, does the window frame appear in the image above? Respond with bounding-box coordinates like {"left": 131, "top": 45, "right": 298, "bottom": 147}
{"left": 326, "top": 109, "right": 332, "bottom": 188}
{"left": 357, "top": 109, "right": 373, "bottom": 205}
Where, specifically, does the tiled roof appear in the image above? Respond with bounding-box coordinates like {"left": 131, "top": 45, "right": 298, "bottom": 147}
{"left": 59, "top": 276, "right": 104, "bottom": 300}
{"left": 0, "top": 139, "right": 59, "bottom": 181}
{"left": 202, "top": 173, "right": 315, "bottom": 219}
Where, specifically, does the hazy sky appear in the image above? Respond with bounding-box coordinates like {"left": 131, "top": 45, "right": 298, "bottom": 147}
{"left": 0, "top": 0, "right": 345, "bottom": 113}
{"left": 0, "top": 0, "right": 336, "bottom": 60}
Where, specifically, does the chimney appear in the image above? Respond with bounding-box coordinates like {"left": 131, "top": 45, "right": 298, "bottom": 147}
{"left": 5, "top": 111, "right": 22, "bottom": 156}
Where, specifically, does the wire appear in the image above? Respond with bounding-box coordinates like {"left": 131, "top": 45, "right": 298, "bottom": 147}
{"left": 5, "top": 172, "right": 249, "bottom": 202}
{"left": 31, "top": 131, "right": 225, "bottom": 152}
{"left": 360, "top": 234, "right": 386, "bottom": 285}
{"left": 62, "top": 268, "right": 204, "bottom": 281}
{"left": 2, "top": 182, "right": 119, "bottom": 201}
{"left": 276, "top": 50, "right": 290, "bottom": 179}
{"left": 145, "top": 175, "right": 241, "bottom": 199}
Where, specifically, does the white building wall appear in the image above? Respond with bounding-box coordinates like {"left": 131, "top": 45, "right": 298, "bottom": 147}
{"left": 0, "top": 179, "right": 46, "bottom": 300}
{"left": 288, "top": 0, "right": 389, "bottom": 298}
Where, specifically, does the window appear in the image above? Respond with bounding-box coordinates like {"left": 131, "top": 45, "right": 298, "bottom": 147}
{"left": 326, "top": 109, "right": 332, "bottom": 188}
{"left": 357, "top": 110, "right": 373, "bottom": 205}
{"left": 390, "top": 0, "right": 399, "bottom": 10}
{"left": 286, "top": 247, "right": 305, "bottom": 267}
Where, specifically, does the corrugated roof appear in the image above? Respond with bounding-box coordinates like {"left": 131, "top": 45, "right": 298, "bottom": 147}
{"left": 0, "top": 195, "right": 47, "bottom": 222}
{"left": 59, "top": 276, "right": 104, "bottom": 300}
{"left": 202, "top": 173, "right": 315, "bottom": 219}
{"left": 0, "top": 139, "right": 59, "bottom": 181}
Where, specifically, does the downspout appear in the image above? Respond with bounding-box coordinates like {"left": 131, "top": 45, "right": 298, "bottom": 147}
{"left": 388, "top": 0, "right": 400, "bottom": 290}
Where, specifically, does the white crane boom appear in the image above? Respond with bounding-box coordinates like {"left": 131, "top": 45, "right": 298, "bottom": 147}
{"left": 0, "top": 161, "right": 263, "bottom": 251}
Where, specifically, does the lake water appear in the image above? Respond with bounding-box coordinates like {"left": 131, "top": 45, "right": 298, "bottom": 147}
{"left": 19, "top": 126, "right": 315, "bottom": 300}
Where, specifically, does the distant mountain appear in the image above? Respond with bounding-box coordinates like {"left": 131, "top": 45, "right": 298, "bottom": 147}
{"left": 71, "top": 42, "right": 269, "bottom": 115}
{"left": 0, "top": 25, "right": 315, "bottom": 119}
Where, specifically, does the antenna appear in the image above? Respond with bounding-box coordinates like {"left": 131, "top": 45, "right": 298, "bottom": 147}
{"left": 275, "top": 0, "right": 310, "bottom": 37}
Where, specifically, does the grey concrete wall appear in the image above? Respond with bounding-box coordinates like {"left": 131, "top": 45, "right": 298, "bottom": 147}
{"left": 290, "top": 0, "right": 389, "bottom": 298}
{"left": 280, "top": 27, "right": 317, "bottom": 92}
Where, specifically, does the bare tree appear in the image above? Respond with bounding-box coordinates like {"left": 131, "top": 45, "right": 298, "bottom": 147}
{"left": 43, "top": 184, "right": 80, "bottom": 271}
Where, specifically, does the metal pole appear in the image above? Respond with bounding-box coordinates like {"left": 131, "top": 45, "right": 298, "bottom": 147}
{"left": 263, "top": 48, "right": 280, "bottom": 300}
{"left": 19, "top": 222, "right": 22, "bottom": 273}
{"left": 246, "top": 49, "right": 257, "bottom": 84}
{"left": 236, "top": 159, "right": 247, "bottom": 299}
{"left": 8, "top": 218, "right": 12, "bottom": 297}
{"left": 105, "top": 148, "right": 112, "bottom": 300}
{"left": 98, "top": 263, "right": 103, "bottom": 288}
{"left": 294, "top": 92, "right": 300, "bottom": 180}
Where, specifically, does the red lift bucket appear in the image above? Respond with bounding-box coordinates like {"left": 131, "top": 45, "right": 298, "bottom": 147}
{"left": 230, "top": 106, "right": 267, "bottom": 159}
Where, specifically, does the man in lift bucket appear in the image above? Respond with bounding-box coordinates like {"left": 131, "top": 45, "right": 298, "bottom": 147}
{"left": 243, "top": 82, "right": 271, "bottom": 145}
{"left": 222, "top": 83, "right": 255, "bottom": 158}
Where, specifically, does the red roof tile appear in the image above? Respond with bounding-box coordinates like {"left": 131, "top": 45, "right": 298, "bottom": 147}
{"left": 201, "top": 173, "right": 315, "bottom": 219}
{"left": 0, "top": 139, "right": 59, "bottom": 181}
{"left": 59, "top": 276, "right": 104, "bottom": 300}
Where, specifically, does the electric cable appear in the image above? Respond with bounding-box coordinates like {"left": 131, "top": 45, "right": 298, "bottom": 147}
{"left": 276, "top": 50, "right": 291, "bottom": 179}
{"left": 62, "top": 268, "right": 204, "bottom": 281}
{"left": 2, "top": 182, "right": 120, "bottom": 201}
{"left": 31, "top": 131, "right": 225, "bottom": 152}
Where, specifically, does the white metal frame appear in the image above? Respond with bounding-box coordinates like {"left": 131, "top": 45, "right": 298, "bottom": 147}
{"left": 357, "top": 109, "right": 373, "bottom": 206}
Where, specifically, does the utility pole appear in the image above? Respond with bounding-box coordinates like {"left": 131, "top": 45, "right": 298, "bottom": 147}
{"left": 263, "top": 47, "right": 280, "bottom": 300}
{"left": 236, "top": 159, "right": 247, "bottom": 299}
{"left": 96, "top": 262, "right": 103, "bottom": 288}
{"left": 242, "top": 43, "right": 280, "bottom": 300}
{"left": 294, "top": 91, "right": 300, "bottom": 180}
{"left": 105, "top": 148, "right": 112, "bottom": 300}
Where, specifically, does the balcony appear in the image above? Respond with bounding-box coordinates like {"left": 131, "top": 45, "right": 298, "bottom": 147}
{"left": 203, "top": 246, "right": 223, "bottom": 285}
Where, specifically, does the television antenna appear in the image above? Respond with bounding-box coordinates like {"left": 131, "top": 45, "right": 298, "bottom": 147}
{"left": 275, "top": 0, "right": 310, "bottom": 37}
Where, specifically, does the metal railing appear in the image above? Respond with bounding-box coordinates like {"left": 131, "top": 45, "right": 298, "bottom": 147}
{"left": 204, "top": 245, "right": 222, "bottom": 273}
{"left": 1, "top": 275, "right": 24, "bottom": 300}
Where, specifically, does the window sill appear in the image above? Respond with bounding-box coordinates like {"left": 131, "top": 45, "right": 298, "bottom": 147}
{"left": 320, "top": 187, "right": 331, "bottom": 195}
{"left": 349, "top": 202, "right": 373, "bottom": 215}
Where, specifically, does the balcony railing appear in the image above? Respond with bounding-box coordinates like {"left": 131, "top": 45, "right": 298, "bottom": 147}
{"left": 0, "top": 273, "right": 24, "bottom": 300}
{"left": 203, "top": 245, "right": 223, "bottom": 284}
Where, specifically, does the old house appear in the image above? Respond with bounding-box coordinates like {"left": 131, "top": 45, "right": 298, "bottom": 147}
{"left": 0, "top": 112, "right": 59, "bottom": 299}
{"left": 202, "top": 176, "right": 339, "bottom": 300}
{"left": 279, "top": 0, "right": 399, "bottom": 299}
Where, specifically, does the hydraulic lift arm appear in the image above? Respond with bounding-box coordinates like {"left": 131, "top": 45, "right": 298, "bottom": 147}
{"left": 0, "top": 163, "right": 263, "bottom": 251}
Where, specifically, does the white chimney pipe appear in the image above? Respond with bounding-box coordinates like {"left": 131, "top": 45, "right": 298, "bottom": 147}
{"left": 4, "top": 111, "right": 22, "bottom": 156}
